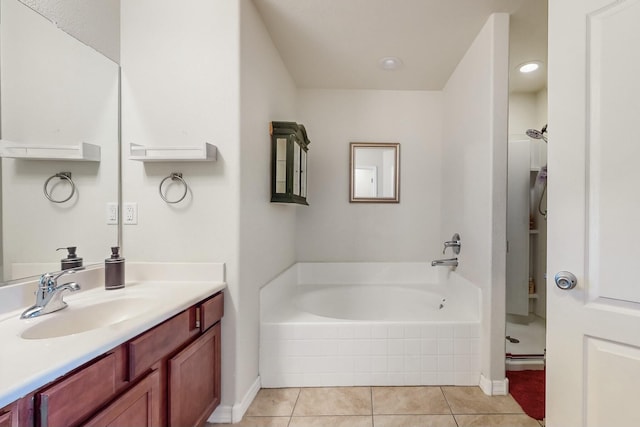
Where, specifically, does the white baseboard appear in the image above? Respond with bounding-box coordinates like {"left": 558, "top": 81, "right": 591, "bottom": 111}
{"left": 506, "top": 358, "right": 545, "bottom": 371}
{"left": 479, "top": 373, "right": 509, "bottom": 396}
{"left": 208, "top": 376, "right": 261, "bottom": 424}
{"left": 232, "top": 376, "right": 262, "bottom": 422}
{"left": 208, "top": 405, "right": 232, "bottom": 424}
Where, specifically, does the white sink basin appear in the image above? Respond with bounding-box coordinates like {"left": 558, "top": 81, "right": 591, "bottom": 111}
{"left": 21, "top": 297, "right": 152, "bottom": 340}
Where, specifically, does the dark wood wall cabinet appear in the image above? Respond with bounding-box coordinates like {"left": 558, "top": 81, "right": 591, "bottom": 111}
{"left": 270, "top": 121, "right": 310, "bottom": 205}
{"left": 1, "top": 291, "right": 223, "bottom": 427}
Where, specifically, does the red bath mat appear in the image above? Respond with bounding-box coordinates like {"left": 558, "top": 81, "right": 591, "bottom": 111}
{"left": 506, "top": 369, "right": 545, "bottom": 420}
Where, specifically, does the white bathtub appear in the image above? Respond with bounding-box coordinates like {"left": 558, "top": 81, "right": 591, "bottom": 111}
{"left": 260, "top": 263, "right": 481, "bottom": 388}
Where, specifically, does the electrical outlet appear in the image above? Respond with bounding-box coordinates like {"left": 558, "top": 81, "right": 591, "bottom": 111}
{"left": 106, "top": 203, "right": 118, "bottom": 225}
{"left": 124, "top": 202, "right": 138, "bottom": 225}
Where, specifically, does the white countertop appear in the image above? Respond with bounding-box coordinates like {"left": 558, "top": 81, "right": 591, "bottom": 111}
{"left": 0, "top": 279, "right": 225, "bottom": 408}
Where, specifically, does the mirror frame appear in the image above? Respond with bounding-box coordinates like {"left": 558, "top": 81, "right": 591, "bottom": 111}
{"left": 0, "top": 0, "right": 121, "bottom": 286}
{"left": 349, "top": 142, "right": 400, "bottom": 203}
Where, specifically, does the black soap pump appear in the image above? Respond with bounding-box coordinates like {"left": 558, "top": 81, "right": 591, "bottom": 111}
{"left": 105, "top": 246, "right": 125, "bottom": 290}
{"left": 57, "top": 246, "right": 83, "bottom": 270}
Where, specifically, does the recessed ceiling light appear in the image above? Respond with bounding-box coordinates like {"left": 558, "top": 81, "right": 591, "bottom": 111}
{"left": 379, "top": 56, "right": 403, "bottom": 70}
{"left": 518, "top": 61, "right": 542, "bottom": 73}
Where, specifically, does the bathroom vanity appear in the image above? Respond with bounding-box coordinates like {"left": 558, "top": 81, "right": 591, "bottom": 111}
{"left": 0, "top": 275, "right": 225, "bottom": 427}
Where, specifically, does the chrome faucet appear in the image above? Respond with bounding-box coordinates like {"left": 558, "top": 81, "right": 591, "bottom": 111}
{"left": 431, "top": 257, "right": 459, "bottom": 267}
{"left": 20, "top": 270, "right": 81, "bottom": 319}
{"left": 442, "top": 233, "right": 461, "bottom": 254}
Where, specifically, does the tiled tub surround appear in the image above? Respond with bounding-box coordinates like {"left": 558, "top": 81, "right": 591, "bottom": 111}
{"left": 260, "top": 263, "right": 481, "bottom": 388}
{"left": 0, "top": 262, "right": 225, "bottom": 408}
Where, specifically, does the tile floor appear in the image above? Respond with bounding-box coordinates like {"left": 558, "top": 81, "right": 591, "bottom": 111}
{"left": 209, "top": 386, "right": 544, "bottom": 427}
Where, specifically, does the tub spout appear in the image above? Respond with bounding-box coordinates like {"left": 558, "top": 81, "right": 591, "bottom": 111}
{"left": 431, "top": 257, "right": 458, "bottom": 267}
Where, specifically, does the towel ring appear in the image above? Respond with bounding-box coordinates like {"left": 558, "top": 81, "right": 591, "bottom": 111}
{"left": 43, "top": 172, "right": 76, "bottom": 203}
{"left": 159, "top": 172, "right": 188, "bottom": 204}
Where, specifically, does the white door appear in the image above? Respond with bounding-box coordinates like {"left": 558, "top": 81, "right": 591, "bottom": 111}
{"left": 547, "top": 0, "right": 640, "bottom": 426}
{"left": 354, "top": 167, "right": 377, "bottom": 198}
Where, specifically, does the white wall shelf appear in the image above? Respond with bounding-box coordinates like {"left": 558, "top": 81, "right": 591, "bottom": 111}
{"left": 0, "top": 141, "right": 101, "bottom": 161}
{"left": 129, "top": 143, "right": 217, "bottom": 162}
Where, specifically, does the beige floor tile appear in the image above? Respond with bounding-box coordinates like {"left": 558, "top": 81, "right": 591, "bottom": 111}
{"left": 374, "top": 414, "right": 457, "bottom": 427}
{"left": 442, "top": 386, "right": 524, "bottom": 414}
{"left": 245, "top": 388, "right": 300, "bottom": 417}
{"left": 208, "top": 416, "right": 290, "bottom": 427}
{"left": 290, "top": 415, "right": 373, "bottom": 427}
{"left": 455, "top": 414, "right": 541, "bottom": 427}
{"left": 372, "top": 386, "right": 451, "bottom": 415}
{"left": 293, "top": 387, "right": 372, "bottom": 416}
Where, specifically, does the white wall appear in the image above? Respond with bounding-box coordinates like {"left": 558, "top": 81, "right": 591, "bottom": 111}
{"left": 120, "top": 0, "right": 241, "bottom": 409}
{"left": 508, "top": 92, "right": 537, "bottom": 140}
{"left": 19, "top": 0, "right": 120, "bottom": 63}
{"left": 441, "top": 13, "right": 509, "bottom": 390}
{"left": 121, "top": 0, "right": 297, "bottom": 416}
{"left": 237, "top": 0, "right": 297, "bottom": 411}
{"left": 509, "top": 90, "right": 548, "bottom": 168}
{"left": 536, "top": 88, "right": 548, "bottom": 130}
{"left": 296, "top": 89, "right": 443, "bottom": 262}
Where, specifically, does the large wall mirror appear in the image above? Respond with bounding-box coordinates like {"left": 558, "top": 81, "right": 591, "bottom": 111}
{"left": 0, "top": 0, "right": 120, "bottom": 283}
{"left": 349, "top": 142, "right": 400, "bottom": 203}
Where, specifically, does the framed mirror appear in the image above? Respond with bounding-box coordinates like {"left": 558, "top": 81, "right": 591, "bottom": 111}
{"left": 0, "top": 0, "right": 120, "bottom": 283}
{"left": 349, "top": 142, "right": 400, "bottom": 203}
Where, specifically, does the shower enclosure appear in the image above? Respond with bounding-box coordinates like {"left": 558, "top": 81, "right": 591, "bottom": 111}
{"left": 505, "top": 124, "right": 548, "bottom": 369}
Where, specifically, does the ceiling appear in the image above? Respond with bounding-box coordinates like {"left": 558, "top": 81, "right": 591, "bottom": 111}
{"left": 253, "top": 0, "right": 548, "bottom": 93}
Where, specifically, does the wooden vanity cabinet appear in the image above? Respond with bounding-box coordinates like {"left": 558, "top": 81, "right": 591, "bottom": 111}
{"left": 167, "top": 292, "right": 223, "bottom": 426}
{"left": 38, "top": 346, "right": 128, "bottom": 427}
{"left": 199, "top": 292, "right": 224, "bottom": 332}
{"left": 127, "top": 307, "right": 198, "bottom": 380}
{"left": 0, "top": 401, "right": 18, "bottom": 427}
{"left": 168, "top": 322, "right": 221, "bottom": 426}
{"left": 4, "top": 397, "right": 34, "bottom": 427}
{"left": 4, "top": 291, "right": 224, "bottom": 427}
{"left": 82, "top": 369, "right": 161, "bottom": 427}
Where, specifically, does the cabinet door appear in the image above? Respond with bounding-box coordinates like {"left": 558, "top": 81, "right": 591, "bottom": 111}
{"left": 39, "top": 352, "right": 118, "bottom": 427}
{"left": 199, "top": 292, "right": 224, "bottom": 332}
{"left": 168, "top": 323, "right": 221, "bottom": 427}
{"left": 0, "top": 402, "right": 17, "bottom": 427}
{"left": 293, "top": 138, "right": 301, "bottom": 196}
{"left": 300, "top": 149, "right": 307, "bottom": 198}
{"left": 274, "top": 136, "right": 287, "bottom": 194}
{"left": 128, "top": 308, "right": 196, "bottom": 380}
{"left": 83, "top": 370, "right": 161, "bottom": 427}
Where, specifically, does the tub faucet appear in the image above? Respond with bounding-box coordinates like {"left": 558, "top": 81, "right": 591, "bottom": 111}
{"left": 442, "top": 233, "right": 461, "bottom": 254}
{"left": 431, "top": 257, "right": 458, "bottom": 267}
{"left": 20, "top": 270, "right": 81, "bottom": 319}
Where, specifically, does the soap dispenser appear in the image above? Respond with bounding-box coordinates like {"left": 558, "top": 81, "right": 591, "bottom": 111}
{"left": 57, "top": 246, "right": 83, "bottom": 270}
{"left": 105, "top": 246, "right": 125, "bottom": 290}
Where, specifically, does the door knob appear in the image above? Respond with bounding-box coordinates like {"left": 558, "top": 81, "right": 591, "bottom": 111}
{"left": 555, "top": 271, "right": 577, "bottom": 290}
